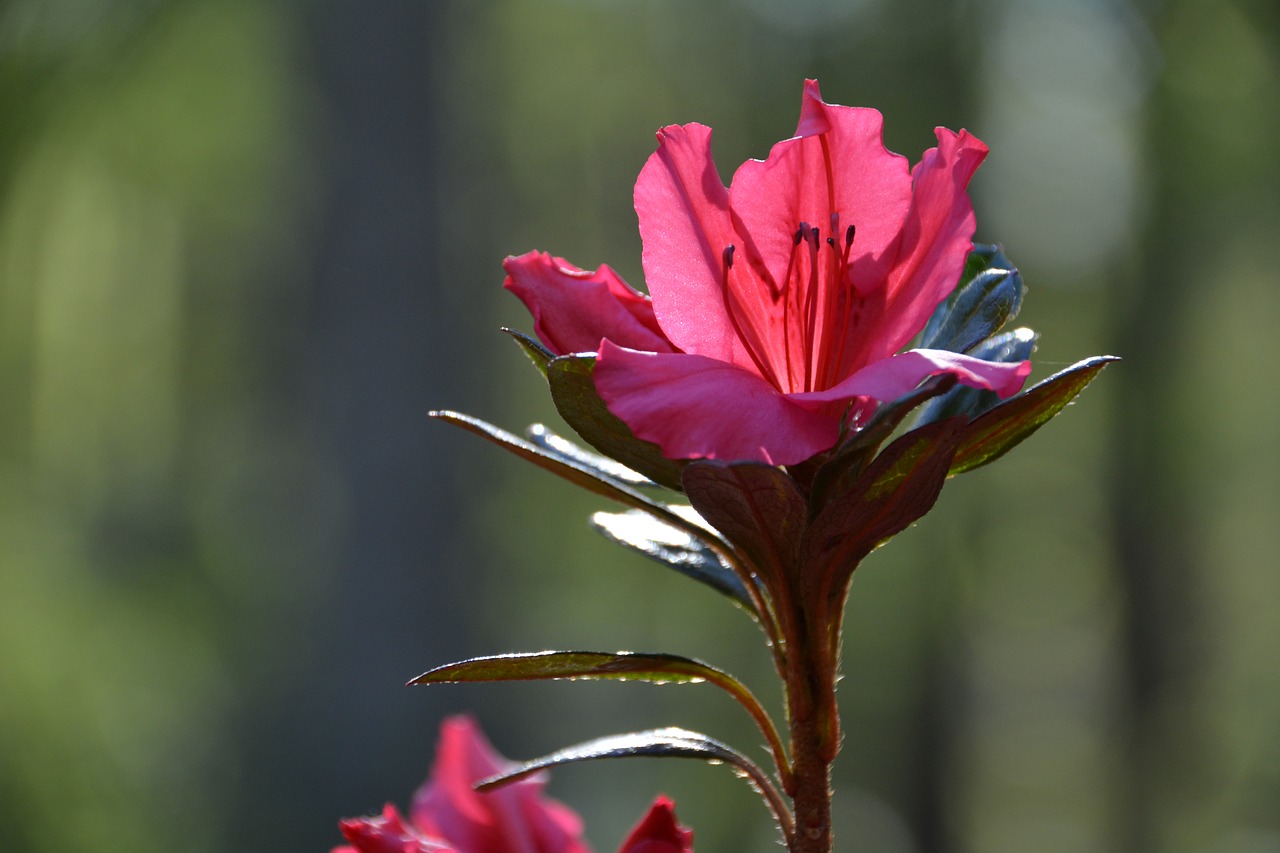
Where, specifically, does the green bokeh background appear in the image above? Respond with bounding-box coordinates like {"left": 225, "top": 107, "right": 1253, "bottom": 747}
{"left": 1, "top": 1, "right": 1277, "bottom": 851}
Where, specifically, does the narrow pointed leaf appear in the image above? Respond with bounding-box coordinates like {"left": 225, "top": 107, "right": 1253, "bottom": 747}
{"left": 410, "top": 650, "right": 737, "bottom": 688}
{"left": 682, "top": 461, "right": 808, "bottom": 599}
{"left": 916, "top": 328, "right": 1039, "bottom": 425}
{"left": 475, "top": 727, "right": 793, "bottom": 837}
{"left": 409, "top": 650, "right": 789, "bottom": 782}
{"left": 502, "top": 327, "right": 554, "bottom": 376}
{"left": 547, "top": 354, "right": 688, "bottom": 491}
{"left": 525, "top": 424, "right": 653, "bottom": 487}
{"left": 430, "top": 411, "right": 752, "bottom": 613}
{"left": 590, "top": 509, "right": 754, "bottom": 608}
{"left": 949, "top": 355, "right": 1118, "bottom": 476}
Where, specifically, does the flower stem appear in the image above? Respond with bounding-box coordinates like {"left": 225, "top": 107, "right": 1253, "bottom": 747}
{"left": 788, "top": 713, "right": 833, "bottom": 853}
{"left": 784, "top": 611, "right": 838, "bottom": 853}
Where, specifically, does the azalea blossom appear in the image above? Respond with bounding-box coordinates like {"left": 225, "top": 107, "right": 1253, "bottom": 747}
{"left": 505, "top": 80, "right": 1031, "bottom": 465}
{"left": 334, "top": 716, "right": 587, "bottom": 853}
{"left": 334, "top": 716, "right": 692, "bottom": 853}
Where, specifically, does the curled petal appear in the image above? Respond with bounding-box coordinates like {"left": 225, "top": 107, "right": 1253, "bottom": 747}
{"left": 617, "top": 797, "right": 694, "bottom": 853}
{"left": 504, "top": 251, "right": 673, "bottom": 355}
{"left": 595, "top": 342, "right": 837, "bottom": 465}
{"left": 790, "top": 348, "right": 1031, "bottom": 409}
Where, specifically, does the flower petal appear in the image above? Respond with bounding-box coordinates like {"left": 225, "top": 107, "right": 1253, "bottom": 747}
{"left": 410, "top": 716, "right": 589, "bottom": 853}
{"left": 868, "top": 128, "right": 989, "bottom": 361}
{"left": 595, "top": 343, "right": 838, "bottom": 465}
{"left": 336, "top": 805, "right": 456, "bottom": 853}
{"left": 616, "top": 797, "right": 694, "bottom": 853}
{"left": 504, "top": 251, "right": 673, "bottom": 355}
{"left": 790, "top": 348, "right": 1030, "bottom": 408}
{"left": 729, "top": 80, "right": 912, "bottom": 302}
{"left": 635, "top": 122, "right": 743, "bottom": 364}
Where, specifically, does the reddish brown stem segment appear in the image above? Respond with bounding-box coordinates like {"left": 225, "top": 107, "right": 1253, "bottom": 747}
{"left": 783, "top": 608, "right": 839, "bottom": 853}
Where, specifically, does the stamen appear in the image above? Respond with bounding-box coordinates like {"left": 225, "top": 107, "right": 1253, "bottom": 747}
{"left": 825, "top": 223, "right": 859, "bottom": 389}
{"left": 817, "top": 221, "right": 842, "bottom": 389}
{"left": 779, "top": 227, "right": 805, "bottom": 390}
{"left": 719, "top": 244, "right": 782, "bottom": 389}
{"left": 802, "top": 225, "right": 821, "bottom": 392}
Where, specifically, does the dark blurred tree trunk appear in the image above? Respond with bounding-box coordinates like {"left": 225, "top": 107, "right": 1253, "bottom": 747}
{"left": 231, "top": 4, "right": 484, "bottom": 849}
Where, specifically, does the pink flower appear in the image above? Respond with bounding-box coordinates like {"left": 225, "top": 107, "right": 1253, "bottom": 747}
{"left": 505, "top": 80, "right": 1031, "bottom": 465}
{"left": 616, "top": 798, "right": 693, "bottom": 853}
{"left": 335, "top": 804, "right": 454, "bottom": 853}
{"left": 334, "top": 717, "right": 692, "bottom": 853}
{"left": 334, "top": 716, "right": 588, "bottom": 853}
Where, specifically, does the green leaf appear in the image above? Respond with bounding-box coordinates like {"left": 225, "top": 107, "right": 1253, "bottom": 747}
{"left": 915, "top": 328, "right": 1039, "bottom": 425}
{"left": 409, "top": 650, "right": 790, "bottom": 782}
{"left": 948, "top": 355, "right": 1118, "bottom": 476}
{"left": 546, "top": 354, "right": 688, "bottom": 491}
{"left": 411, "top": 649, "right": 737, "bottom": 687}
{"left": 430, "top": 410, "right": 754, "bottom": 614}
{"left": 475, "top": 727, "right": 793, "bottom": 837}
{"left": 682, "top": 461, "right": 808, "bottom": 600}
{"left": 525, "top": 424, "right": 653, "bottom": 487}
{"left": 589, "top": 509, "right": 755, "bottom": 609}
{"left": 803, "top": 417, "right": 964, "bottom": 606}
{"left": 502, "top": 327, "right": 554, "bottom": 376}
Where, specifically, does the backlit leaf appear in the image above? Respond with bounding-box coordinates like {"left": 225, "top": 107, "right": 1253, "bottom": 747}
{"left": 590, "top": 509, "right": 754, "bottom": 608}
{"left": 475, "top": 727, "right": 792, "bottom": 837}
{"left": 948, "top": 355, "right": 1118, "bottom": 476}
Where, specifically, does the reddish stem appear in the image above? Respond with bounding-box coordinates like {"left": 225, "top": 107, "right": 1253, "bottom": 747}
{"left": 783, "top": 606, "right": 838, "bottom": 853}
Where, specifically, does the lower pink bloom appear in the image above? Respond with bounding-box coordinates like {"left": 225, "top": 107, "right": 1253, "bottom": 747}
{"left": 616, "top": 798, "right": 693, "bottom": 853}
{"left": 334, "top": 716, "right": 587, "bottom": 853}
{"left": 334, "top": 717, "right": 693, "bottom": 853}
{"left": 505, "top": 80, "right": 1031, "bottom": 465}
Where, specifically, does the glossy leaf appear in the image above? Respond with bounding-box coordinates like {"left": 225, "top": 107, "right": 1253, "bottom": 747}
{"left": 409, "top": 650, "right": 790, "bottom": 782}
{"left": 590, "top": 509, "right": 755, "bottom": 609}
{"left": 919, "top": 267, "right": 1023, "bottom": 354}
{"left": 502, "top": 326, "right": 554, "bottom": 376}
{"left": 430, "top": 411, "right": 751, "bottom": 612}
{"left": 547, "top": 354, "right": 688, "bottom": 491}
{"left": 949, "top": 355, "right": 1118, "bottom": 476}
{"left": 682, "top": 461, "right": 808, "bottom": 599}
{"left": 475, "top": 727, "right": 793, "bottom": 838}
{"left": 919, "top": 244, "right": 1023, "bottom": 352}
{"left": 525, "top": 424, "right": 653, "bottom": 487}
{"left": 915, "top": 328, "right": 1039, "bottom": 425}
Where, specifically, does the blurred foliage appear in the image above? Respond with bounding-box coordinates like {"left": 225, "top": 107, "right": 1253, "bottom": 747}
{"left": 0, "top": 0, "right": 1277, "bottom": 852}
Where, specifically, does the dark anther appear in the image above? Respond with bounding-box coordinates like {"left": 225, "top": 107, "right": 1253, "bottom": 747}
{"left": 723, "top": 245, "right": 736, "bottom": 267}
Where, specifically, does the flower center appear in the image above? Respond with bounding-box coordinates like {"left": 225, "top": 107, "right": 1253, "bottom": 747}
{"left": 720, "top": 218, "right": 858, "bottom": 395}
